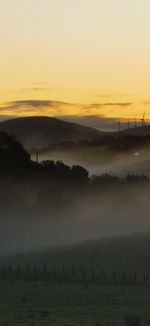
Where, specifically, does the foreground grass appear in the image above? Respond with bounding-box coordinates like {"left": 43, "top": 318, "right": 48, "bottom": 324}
{"left": 2, "top": 233, "right": 150, "bottom": 325}
{"left": 0, "top": 281, "right": 150, "bottom": 325}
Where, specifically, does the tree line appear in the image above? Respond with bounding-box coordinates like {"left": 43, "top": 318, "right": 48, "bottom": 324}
{"left": 0, "top": 131, "right": 149, "bottom": 185}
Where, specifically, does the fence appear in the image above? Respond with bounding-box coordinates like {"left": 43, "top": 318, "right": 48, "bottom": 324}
{"left": 0, "top": 264, "right": 149, "bottom": 286}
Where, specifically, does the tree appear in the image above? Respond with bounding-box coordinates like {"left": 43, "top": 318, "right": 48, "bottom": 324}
{"left": 0, "top": 132, "right": 31, "bottom": 172}
{"left": 70, "top": 165, "right": 89, "bottom": 184}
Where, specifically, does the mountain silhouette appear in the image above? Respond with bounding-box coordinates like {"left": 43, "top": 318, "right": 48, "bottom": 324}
{"left": 0, "top": 116, "right": 149, "bottom": 152}
{"left": 0, "top": 116, "right": 102, "bottom": 150}
{"left": 119, "top": 125, "right": 150, "bottom": 137}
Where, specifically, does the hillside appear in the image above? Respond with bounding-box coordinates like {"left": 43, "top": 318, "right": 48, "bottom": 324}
{"left": 0, "top": 116, "right": 102, "bottom": 150}
{"left": 119, "top": 125, "right": 150, "bottom": 137}
{"left": 0, "top": 116, "right": 150, "bottom": 153}
{"left": 2, "top": 232, "right": 150, "bottom": 270}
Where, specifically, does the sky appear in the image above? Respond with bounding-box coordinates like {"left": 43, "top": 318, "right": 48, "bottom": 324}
{"left": 0, "top": 0, "right": 150, "bottom": 125}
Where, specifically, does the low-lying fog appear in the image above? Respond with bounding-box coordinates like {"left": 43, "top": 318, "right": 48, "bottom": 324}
{"left": 35, "top": 147, "right": 150, "bottom": 177}
{"left": 0, "top": 174, "right": 150, "bottom": 255}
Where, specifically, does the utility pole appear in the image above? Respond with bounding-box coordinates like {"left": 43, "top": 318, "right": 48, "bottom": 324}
{"left": 118, "top": 120, "right": 121, "bottom": 133}
{"left": 134, "top": 118, "right": 137, "bottom": 128}
{"left": 141, "top": 112, "right": 145, "bottom": 126}
{"left": 36, "top": 152, "right": 39, "bottom": 163}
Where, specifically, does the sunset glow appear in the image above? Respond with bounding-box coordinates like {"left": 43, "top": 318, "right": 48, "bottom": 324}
{"left": 0, "top": 0, "right": 150, "bottom": 121}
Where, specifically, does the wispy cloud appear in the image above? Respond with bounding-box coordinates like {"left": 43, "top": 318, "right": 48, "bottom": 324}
{"left": 0, "top": 99, "right": 133, "bottom": 114}
{"left": 0, "top": 99, "right": 139, "bottom": 131}
{"left": 0, "top": 100, "right": 70, "bottom": 116}
{"left": 88, "top": 102, "right": 132, "bottom": 108}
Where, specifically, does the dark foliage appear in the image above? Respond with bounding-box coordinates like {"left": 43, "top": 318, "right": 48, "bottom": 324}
{"left": 39, "top": 133, "right": 150, "bottom": 154}
{"left": 0, "top": 132, "right": 89, "bottom": 183}
{"left": 0, "top": 132, "right": 31, "bottom": 174}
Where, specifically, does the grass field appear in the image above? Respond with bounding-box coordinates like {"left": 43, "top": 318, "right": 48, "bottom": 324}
{"left": 1, "top": 232, "right": 150, "bottom": 325}
{"left": 1, "top": 281, "right": 150, "bottom": 326}
{"left": 2, "top": 232, "right": 150, "bottom": 273}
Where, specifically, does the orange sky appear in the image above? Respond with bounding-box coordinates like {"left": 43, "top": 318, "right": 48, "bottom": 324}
{"left": 0, "top": 0, "right": 150, "bottom": 120}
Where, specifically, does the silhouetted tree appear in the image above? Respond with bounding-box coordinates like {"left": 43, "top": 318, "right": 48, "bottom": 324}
{"left": 0, "top": 132, "right": 31, "bottom": 173}
{"left": 70, "top": 165, "right": 89, "bottom": 184}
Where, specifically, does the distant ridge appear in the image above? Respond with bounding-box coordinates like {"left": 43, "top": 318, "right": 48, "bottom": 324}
{"left": 119, "top": 125, "right": 150, "bottom": 137}
{"left": 0, "top": 116, "right": 150, "bottom": 151}
{"left": 0, "top": 116, "right": 102, "bottom": 150}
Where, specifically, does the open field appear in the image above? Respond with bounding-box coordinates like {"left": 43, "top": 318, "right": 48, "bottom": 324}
{"left": 0, "top": 233, "right": 150, "bottom": 325}
{"left": 2, "top": 232, "right": 150, "bottom": 270}
{"left": 1, "top": 281, "right": 150, "bottom": 326}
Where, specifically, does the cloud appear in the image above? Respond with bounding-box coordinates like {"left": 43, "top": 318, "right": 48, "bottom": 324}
{"left": 0, "top": 99, "right": 136, "bottom": 132}
{"left": 0, "top": 99, "right": 132, "bottom": 113}
{"left": 0, "top": 99, "right": 133, "bottom": 127}
{"left": 89, "top": 102, "right": 132, "bottom": 108}
{"left": 0, "top": 100, "right": 70, "bottom": 116}
{"left": 24, "top": 87, "right": 51, "bottom": 92}
{"left": 0, "top": 100, "right": 63, "bottom": 109}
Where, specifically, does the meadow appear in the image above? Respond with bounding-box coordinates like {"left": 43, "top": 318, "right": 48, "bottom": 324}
{"left": 1, "top": 233, "right": 150, "bottom": 325}
{"left": 1, "top": 281, "right": 150, "bottom": 326}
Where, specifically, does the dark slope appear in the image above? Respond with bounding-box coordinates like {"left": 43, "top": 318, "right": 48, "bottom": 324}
{"left": 0, "top": 116, "right": 149, "bottom": 152}
{"left": 119, "top": 125, "right": 150, "bottom": 137}
{"left": 0, "top": 116, "right": 102, "bottom": 150}
{"left": 1, "top": 232, "right": 150, "bottom": 269}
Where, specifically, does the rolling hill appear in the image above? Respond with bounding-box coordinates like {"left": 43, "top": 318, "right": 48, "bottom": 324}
{"left": 1, "top": 231, "right": 150, "bottom": 270}
{"left": 120, "top": 125, "right": 150, "bottom": 137}
{"left": 0, "top": 116, "right": 150, "bottom": 153}
{"left": 0, "top": 116, "right": 102, "bottom": 150}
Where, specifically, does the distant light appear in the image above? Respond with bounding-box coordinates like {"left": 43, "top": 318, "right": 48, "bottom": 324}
{"left": 134, "top": 152, "right": 140, "bottom": 156}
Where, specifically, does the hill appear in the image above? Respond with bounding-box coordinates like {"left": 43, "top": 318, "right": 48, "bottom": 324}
{"left": 0, "top": 116, "right": 102, "bottom": 150}
{"left": 119, "top": 125, "right": 150, "bottom": 137}
{"left": 2, "top": 232, "right": 150, "bottom": 270}
{"left": 0, "top": 116, "right": 150, "bottom": 153}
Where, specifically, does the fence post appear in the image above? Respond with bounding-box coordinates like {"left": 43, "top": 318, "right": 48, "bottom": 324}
{"left": 81, "top": 267, "right": 85, "bottom": 282}
{"left": 122, "top": 270, "right": 126, "bottom": 284}
{"left": 53, "top": 264, "right": 57, "bottom": 280}
{"left": 33, "top": 265, "right": 38, "bottom": 281}
{"left": 43, "top": 264, "right": 48, "bottom": 280}
{"left": 2, "top": 266, "right": 7, "bottom": 282}
{"left": 133, "top": 270, "right": 137, "bottom": 284}
{"left": 103, "top": 271, "right": 106, "bottom": 283}
{"left": 72, "top": 266, "right": 76, "bottom": 282}
{"left": 16, "top": 265, "right": 21, "bottom": 281}
{"left": 146, "top": 270, "right": 149, "bottom": 283}
{"left": 62, "top": 265, "right": 66, "bottom": 281}
{"left": 112, "top": 269, "right": 117, "bottom": 283}
{"left": 143, "top": 270, "right": 149, "bottom": 284}
{"left": 25, "top": 264, "right": 31, "bottom": 281}
{"left": 91, "top": 265, "right": 95, "bottom": 282}
{"left": 8, "top": 265, "right": 13, "bottom": 279}
{"left": 100, "top": 268, "right": 104, "bottom": 282}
